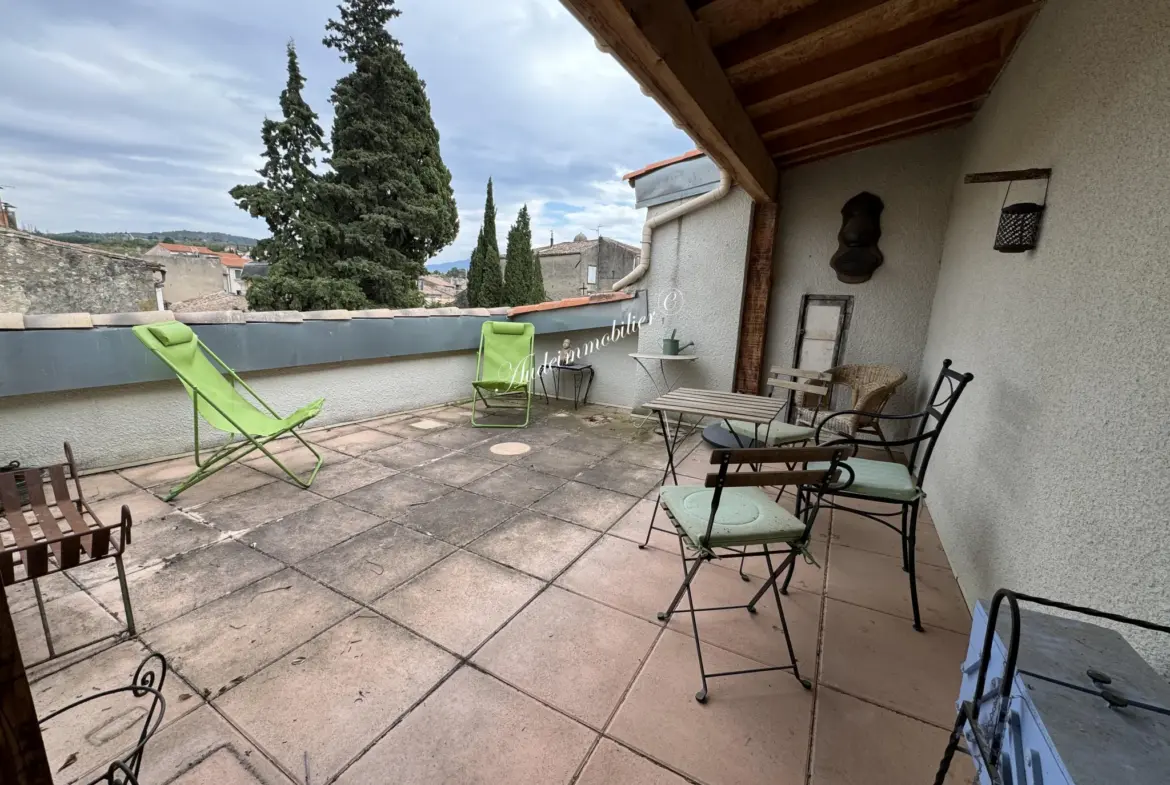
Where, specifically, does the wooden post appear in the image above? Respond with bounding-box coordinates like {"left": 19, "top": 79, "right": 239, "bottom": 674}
{"left": 1, "top": 583, "right": 53, "bottom": 785}
{"left": 734, "top": 200, "right": 779, "bottom": 394}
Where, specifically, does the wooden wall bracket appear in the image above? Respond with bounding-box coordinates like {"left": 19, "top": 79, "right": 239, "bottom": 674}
{"left": 964, "top": 168, "right": 1051, "bottom": 184}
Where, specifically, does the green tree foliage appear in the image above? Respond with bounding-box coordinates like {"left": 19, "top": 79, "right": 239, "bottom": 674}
{"left": 467, "top": 178, "right": 503, "bottom": 307}
{"left": 504, "top": 204, "right": 543, "bottom": 305}
{"left": 320, "top": 0, "right": 458, "bottom": 308}
{"left": 231, "top": 42, "right": 353, "bottom": 311}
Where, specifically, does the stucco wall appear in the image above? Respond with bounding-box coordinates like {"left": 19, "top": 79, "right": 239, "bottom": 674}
{"left": 918, "top": 0, "right": 1170, "bottom": 668}
{"left": 0, "top": 327, "right": 637, "bottom": 470}
{"left": 765, "top": 130, "right": 962, "bottom": 428}
{"left": 535, "top": 327, "right": 639, "bottom": 409}
{"left": 161, "top": 254, "right": 228, "bottom": 304}
{"left": 631, "top": 187, "right": 754, "bottom": 409}
{"left": 0, "top": 229, "right": 160, "bottom": 314}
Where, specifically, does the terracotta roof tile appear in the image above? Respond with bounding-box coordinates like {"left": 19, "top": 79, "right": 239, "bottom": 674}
{"left": 622, "top": 149, "right": 704, "bottom": 182}
{"left": 507, "top": 291, "right": 633, "bottom": 317}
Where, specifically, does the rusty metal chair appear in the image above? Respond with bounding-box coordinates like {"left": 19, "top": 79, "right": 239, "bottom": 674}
{"left": 1, "top": 442, "right": 134, "bottom": 663}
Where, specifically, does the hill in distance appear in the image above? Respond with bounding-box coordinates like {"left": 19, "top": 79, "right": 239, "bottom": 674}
{"left": 39, "top": 230, "right": 259, "bottom": 247}
{"left": 426, "top": 259, "right": 469, "bottom": 274}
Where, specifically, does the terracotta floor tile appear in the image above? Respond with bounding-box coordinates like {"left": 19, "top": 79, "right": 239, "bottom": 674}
{"left": 111, "top": 704, "right": 294, "bottom": 784}
{"left": 469, "top": 512, "right": 599, "bottom": 580}
{"left": 829, "top": 506, "right": 951, "bottom": 569}
{"left": 149, "top": 464, "right": 275, "bottom": 507}
{"left": 34, "top": 641, "right": 202, "bottom": 779}
{"left": 820, "top": 599, "right": 967, "bottom": 728}
{"left": 375, "top": 551, "right": 543, "bottom": 655}
{"left": 810, "top": 687, "right": 974, "bottom": 785}
{"left": 410, "top": 452, "right": 505, "bottom": 487}
{"left": 190, "top": 482, "right": 326, "bottom": 532}
{"left": 713, "top": 537, "right": 829, "bottom": 595}
{"left": 573, "top": 460, "right": 663, "bottom": 497}
{"left": 576, "top": 739, "right": 692, "bottom": 785}
{"left": 827, "top": 544, "right": 970, "bottom": 633}
{"left": 89, "top": 540, "right": 282, "bottom": 631}
{"left": 334, "top": 473, "right": 451, "bottom": 519}
{"left": 608, "top": 497, "right": 678, "bottom": 551}
{"left": 245, "top": 499, "right": 383, "bottom": 563}
{"left": 394, "top": 489, "right": 521, "bottom": 546}
{"left": 361, "top": 439, "right": 449, "bottom": 470}
{"left": 217, "top": 613, "right": 456, "bottom": 783}
{"left": 313, "top": 427, "right": 405, "bottom": 456}
{"left": 142, "top": 569, "right": 357, "bottom": 697}
{"left": 523, "top": 445, "right": 601, "bottom": 479}
{"left": 334, "top": 667, "right": 596, "bottom": 785}
{"left": 305, "top": 458, "right": 396, "bottom": 498}
{"left": 665, "top": 562, "right": 822, "bottom": 674}
{"left": 611, "top": 436, "right": 697, "bottom": 471}
{"left": 14, "top": 588, "right": 123, "bottom": 664}
{"left": 298, "top": 522, "right": 453, "bottom": 602}
{"left": 463, "top": 465, "right": 565, "bottom": 506}
{"left": 556, "top": 535, "right": 681, "bottom": 623}
{"left": 533, "top": 481, "right": 639, "bottom": 531}
{"left": 609, "top": 629, "right": 814, "bottom": 785}
{"left": 474, "top": 587, "right": 659, "bottom": 727}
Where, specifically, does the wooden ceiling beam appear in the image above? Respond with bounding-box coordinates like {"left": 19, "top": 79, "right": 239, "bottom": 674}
{"left": 559, "top": 0, "right": 778, "bottom": 202}
{"left": 714, "top": 0, "right": 891, "bottom": 70}
{"left": 763, "top": 70, "right": 995, "bottom": 149}
{"left": 735, "top": 0, "right": 1042, "bottom": 107}
{"left": 777, "top": 114, "right": 973, "bottom": 167}
{"left": 752, "top": 36, "right": 1003, "bottom": 133}
{"left": 770, "top": 101, "right": 979, "bottom": 159}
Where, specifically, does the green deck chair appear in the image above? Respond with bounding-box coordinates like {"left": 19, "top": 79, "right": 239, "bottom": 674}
{"left": 133, "top": 321, "right": 325, "bottom": 500}
{"left": 471, "top": 321, "right": 535, "bottom": 428}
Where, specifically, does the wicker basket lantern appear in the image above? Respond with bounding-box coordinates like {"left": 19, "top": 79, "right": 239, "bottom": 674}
{"left": 994, "top": 178, "right": 1049, "bottom": 253}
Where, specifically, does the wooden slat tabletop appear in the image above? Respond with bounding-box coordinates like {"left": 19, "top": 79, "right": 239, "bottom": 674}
{"left": 645, "top": 388, "right": 785, "bottom": 424}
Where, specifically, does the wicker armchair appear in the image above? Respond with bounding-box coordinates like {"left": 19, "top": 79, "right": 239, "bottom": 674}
{"left": 796, "top": 364, "right": 907, "bottom": 459}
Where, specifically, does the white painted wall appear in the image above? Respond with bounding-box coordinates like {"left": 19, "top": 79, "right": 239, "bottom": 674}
{"left": 919, "top": 0, "right": 1170, "bottom": 668}
{"left": 0, "top": 329, "right": 637, "bottom": 471}
{"left": 765, "top": 130, "right": 963, "bottom": 429}
{"left": 535, "top": 329, "right": 639, "bottom": 409}
{"left": 631, "top": 187, "right": 754, "bottom": 409}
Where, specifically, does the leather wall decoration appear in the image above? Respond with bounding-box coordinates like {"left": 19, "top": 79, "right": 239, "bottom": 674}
{"left": 830, "top": 191, "right": 884, "bottom": 283}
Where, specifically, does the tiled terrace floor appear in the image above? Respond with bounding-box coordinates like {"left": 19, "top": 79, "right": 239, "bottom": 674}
{"left": 13, "top": 401, "right": 975, "bottom": 785}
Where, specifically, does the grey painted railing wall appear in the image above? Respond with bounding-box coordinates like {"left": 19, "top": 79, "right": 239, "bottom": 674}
{"left": 0, "top": 295, "right": 647, "bottom": 398}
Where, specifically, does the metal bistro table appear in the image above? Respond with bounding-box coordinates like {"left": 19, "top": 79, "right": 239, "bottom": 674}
{"left": 640, "top": 388, "right": 787, "bottom": 546}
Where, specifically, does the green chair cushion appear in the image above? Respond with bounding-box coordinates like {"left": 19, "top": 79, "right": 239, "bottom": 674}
{"left": 148, "top": 321, "right": 195, "bottom": 346}
{"left": 725, "top": 419, "right": 814, "bottom": 446}
{"left": 659, "top": 484, "right": 807, "bottom": 550}
{"left": 487, "top": 321, "right": 528, "bottom": 335}
{"left": 809, "top": 457, "right": 921, "bottom": 502}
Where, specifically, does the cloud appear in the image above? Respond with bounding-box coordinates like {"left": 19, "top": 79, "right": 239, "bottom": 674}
{"left": 1, "top": 0, "right": 689, "bottom": 254}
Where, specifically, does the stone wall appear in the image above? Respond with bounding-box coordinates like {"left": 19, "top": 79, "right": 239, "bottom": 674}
{"left": 161, "top": 253, "right": 228, "bottom": 304}
{"left": 0, "top": 229, "right": 161, "bottom": 314}
{"left": 540, "top": 248, "right": 592, "bottom": 301}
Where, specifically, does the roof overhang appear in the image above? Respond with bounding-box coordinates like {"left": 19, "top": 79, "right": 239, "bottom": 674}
{"left": 561, "top": 0, "right": 1043, "bottom": 202}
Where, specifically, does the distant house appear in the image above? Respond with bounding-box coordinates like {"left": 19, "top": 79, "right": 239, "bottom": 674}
{"left": 418, "top": 274, "right": 466, "bottom": 306}
{"left": 144, "top": 242, "right": 250, "bottom": 301}
{"left": 535, "top": 234, "right": 639, "bottom": 301}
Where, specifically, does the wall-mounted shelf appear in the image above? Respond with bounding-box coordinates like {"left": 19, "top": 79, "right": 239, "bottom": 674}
{"left": 964, "top": 168, "right": 1052, "bottom": 184}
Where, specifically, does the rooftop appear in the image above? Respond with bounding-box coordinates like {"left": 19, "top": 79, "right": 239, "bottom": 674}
{"left": 15, "top": 401, "right": 973, "bottom": 785}
{"left": 536, "top": 236, "right": 640, "bottom": 257}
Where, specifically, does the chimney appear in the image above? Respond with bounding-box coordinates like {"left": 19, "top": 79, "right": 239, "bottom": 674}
{"left": 549, "top": 230, "right": 554, "bottom": 247}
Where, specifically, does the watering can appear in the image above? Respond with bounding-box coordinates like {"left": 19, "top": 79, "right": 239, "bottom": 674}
{"left": 662, "top": 329, "right": 694, "bottom": 356}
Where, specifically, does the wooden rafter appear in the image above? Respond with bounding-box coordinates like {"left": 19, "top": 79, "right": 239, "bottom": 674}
{"left": 734, "top": 0, "right": 1041, "bottom": 107}
{"left": 560, "top": 0, "right": 778, "bottom": 201}
{"left": 776, "top": 110, "right": 976, "bottom": 167}
{"left": 713, "top": 0, "right": 890, "bottom": 70}
{"left": 763, "top": 71, "right": 994, "bottom": 149}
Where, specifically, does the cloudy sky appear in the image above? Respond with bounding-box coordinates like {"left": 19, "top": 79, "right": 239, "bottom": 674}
{"left": 0, "top": 0, "right": 691, "bottom": 261}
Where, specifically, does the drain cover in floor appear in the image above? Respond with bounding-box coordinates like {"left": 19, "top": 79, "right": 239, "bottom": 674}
{"left": 490, "top": 442, "right": 531, "bottom": 456}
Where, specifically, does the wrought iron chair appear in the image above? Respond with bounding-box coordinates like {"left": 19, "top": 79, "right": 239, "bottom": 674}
{"left": 39, "top": 652, "right": 168, "bottom": 784}
{"left": 796, "top": 359, "right": 973, "bottom": 631}
{"left": 796, "top": 363, "right": 907, "bottom": 461}
{"left": 1, "top": 442, "right": 135, "bottom": 664}
{"left": 656, "top": 445, "right": 852, "bottom": 702}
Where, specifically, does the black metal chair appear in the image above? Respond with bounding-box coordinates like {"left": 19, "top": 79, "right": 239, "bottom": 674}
{"left": 792, "top": 358, "right": 973, "bottom": 631}
{"left": 656, "top": 445, "right": 852, "bottom": 702}
{"left": 38, "top": 652, "right": 168, "bottom": 784}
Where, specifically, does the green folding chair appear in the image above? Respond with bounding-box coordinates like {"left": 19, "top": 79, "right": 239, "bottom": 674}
{"left": 132, "top": 321, "right": 325, "bottom": 500}
{"left": 471, "top": 321, "right": 534, "bottom": 428}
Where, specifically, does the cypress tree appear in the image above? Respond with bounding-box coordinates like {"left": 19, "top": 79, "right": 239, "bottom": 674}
{"left": 468, "top": 178, "right": 503, "bottom": 307}
{"left": 321, "top": 0, "right": 458, "bottom": 307}
{"left": 504, "top": 205, "right": 537, "bottom": 305}
{"left": 232, "top": 43, "right": 361, "bottom": 310}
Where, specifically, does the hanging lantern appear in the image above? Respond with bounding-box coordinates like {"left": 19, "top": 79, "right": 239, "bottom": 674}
{"left": 993, "top": 178, "right": 1049, "bottom": 253}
